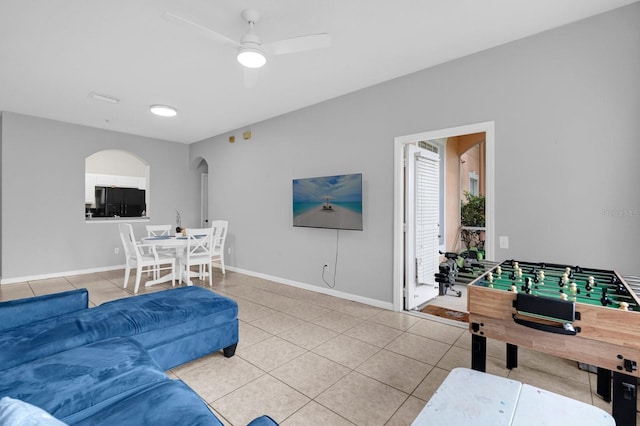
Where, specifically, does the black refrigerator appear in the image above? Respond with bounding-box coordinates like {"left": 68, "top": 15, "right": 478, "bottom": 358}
{"left": 95, "top": 186, "right": 146, "bottom": 217}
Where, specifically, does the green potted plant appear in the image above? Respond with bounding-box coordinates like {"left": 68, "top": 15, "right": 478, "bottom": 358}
{"left": 460, "top": 191, "right": 485, "bottom": 254}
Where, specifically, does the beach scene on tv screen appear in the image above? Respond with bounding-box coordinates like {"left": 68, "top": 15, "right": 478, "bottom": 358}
{"left": 293, "top": 174, "right": 363, "bottom": 230}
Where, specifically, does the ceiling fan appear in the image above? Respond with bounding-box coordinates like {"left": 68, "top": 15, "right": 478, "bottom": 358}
{"left": 163, "top": 9, "right": 331, "bottom": 88}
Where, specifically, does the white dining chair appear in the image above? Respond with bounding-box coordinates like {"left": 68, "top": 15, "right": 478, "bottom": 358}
{"left": 146, "top": 224, "right": 172, "bottom": 237}
{"left": 210, "top": 220, "right": 228, "bottom": 274}
{"left": 144, "top": 224, "right": 174, "bottom": 278}
{"left": 119, "top": 223, "right": 175, "bottom": 293}
{"left": 177, "top": 227, "right": 214, "bottom": 287}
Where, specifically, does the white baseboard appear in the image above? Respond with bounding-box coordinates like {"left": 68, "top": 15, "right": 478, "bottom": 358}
{"left": 228, "top": 266, "right": 394, "bottom": 310}
{"left": 1, "top": 264, "right": 394, "bottom": 312}
{"left": 0, "top": 265, "right": 125, "bottom": 285}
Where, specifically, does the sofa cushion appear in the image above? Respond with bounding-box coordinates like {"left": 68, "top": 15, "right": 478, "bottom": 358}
{"left": 0, "top": 337, "right": 168, "bottom": 422}
{"left": 70, "top": 380, "right": 224, "bottom": 426}
{"left": 0, "top": 397, "right": 68, "bottom": 426}
{"left": 0, "top": 289, "right": 88, "bottom": 332}
{"left": 0, "top": 286, "right": 238, "bottom": 370}
{"left": 99, "top": 285, "right": 238, "bottom": 340}
{"left": 100, "top": 285, "right": 239, "bottom": 369}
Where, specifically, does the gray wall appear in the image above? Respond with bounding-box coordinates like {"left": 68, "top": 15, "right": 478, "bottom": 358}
{"left": 190, "top": 3, "right": 640, "bottom": 305}
{"left": 0, "top": 113, "right": 201, "bottom": 281}
{"left": 85, "top": 150, "right": 148, "bottom": 176}
{"left": 0, "top": 113, "right": 3, "bottom": 277}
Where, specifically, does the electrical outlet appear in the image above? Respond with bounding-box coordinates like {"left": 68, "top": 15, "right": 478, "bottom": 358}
{"left": 114, "top": 247, "right": 120, "bottom": 254}
{"left": 499, "top": 236, "right": 509, "bottom": 249}
{"left": 227, "top": 247, "right": 231, "bottom": 255}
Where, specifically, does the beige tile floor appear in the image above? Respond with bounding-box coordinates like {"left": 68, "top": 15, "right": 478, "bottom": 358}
{"left": 1, "top": 269, "right": 634, "bottom": 425}
{"left": 421, "top": 282, "right": 468, "bottom": 312}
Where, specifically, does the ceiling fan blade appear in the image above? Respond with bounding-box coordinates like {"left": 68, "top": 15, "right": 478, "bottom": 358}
{"left": 264, "top": 33, "right": 330, "bottom": 56}
{"left": 162, "top": 11, "right": 239, "bottom": 47}
{"left": 244, "top": 67, "right": 259, "bottom": 89}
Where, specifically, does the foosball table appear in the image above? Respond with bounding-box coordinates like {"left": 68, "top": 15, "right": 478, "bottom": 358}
{"left": 468, "top": 260, "right": 640, "bottom": 426}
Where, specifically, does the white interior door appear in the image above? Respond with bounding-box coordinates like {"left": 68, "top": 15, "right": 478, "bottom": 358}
{"left": 201, "top": 173, "right": 209, "bottom": 227}
{"left": 405, "top": 145, "right": 440, "bottom": 310}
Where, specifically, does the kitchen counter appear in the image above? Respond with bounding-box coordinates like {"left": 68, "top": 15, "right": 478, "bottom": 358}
{"left": 86, "top": 217, "right": 150, "bottom": 223}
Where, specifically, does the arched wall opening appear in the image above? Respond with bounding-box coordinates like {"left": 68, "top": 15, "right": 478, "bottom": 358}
{"left": 85, "top": 149, "right": 150, "bottom": 218}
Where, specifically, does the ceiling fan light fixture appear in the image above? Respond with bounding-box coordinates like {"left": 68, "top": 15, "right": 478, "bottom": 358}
{"left": 237, "top": 46, "right": 266, "bottom": 68}
{"left": 150, "top": 105, "right": 178, "bottom": 117}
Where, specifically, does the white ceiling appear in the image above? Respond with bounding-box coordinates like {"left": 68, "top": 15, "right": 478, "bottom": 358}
{"left": 0, "top": 0, "right": 636, "bottom": 144}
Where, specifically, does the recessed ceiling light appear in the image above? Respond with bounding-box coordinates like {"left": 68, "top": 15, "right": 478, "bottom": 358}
{"left": 150, "top": 105, "right": 178, "bottom": 117}
{"left": 89, "top": 92, "right": 120, "bottom": 103}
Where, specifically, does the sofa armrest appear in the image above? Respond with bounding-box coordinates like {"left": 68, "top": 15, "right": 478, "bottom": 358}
{"left": 0, "top": 288, "right": 88, "bottom": 331}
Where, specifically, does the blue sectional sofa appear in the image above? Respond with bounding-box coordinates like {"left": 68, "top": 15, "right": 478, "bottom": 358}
{"left": 0, "top": 287, "right": 276, "bottom": 426}
{"left": 0, "top": 286, "right": 239, "bottom": 371}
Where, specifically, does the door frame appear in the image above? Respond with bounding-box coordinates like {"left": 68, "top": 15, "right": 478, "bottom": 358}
{"left": 393, "top": 121, "right": 495, "bottom": 311}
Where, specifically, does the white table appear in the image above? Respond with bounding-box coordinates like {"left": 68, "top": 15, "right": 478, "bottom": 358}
{"left": 412, "top": 368, "right": 615, "bottom": 426}
{"left": 141, "top": 236, "right": 190, "bottom": 287}
{"left": 142, "top": 235, "right": 189, "bottom": 247}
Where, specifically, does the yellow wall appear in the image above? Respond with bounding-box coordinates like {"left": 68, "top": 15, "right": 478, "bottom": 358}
{"left": 458, "top": 132, "right": 485, "bottom": 197}
{"left": 445, "top": 137, "right": 460, "bottom": 251}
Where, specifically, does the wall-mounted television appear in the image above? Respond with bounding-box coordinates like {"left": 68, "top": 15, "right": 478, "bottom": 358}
{"left": 293, "top": 173, "right": 363, "bottom": 231}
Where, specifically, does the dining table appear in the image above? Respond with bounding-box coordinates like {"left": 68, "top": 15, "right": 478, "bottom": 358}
{"left": 140, "top": 235, "right": 194, "bottom": 287}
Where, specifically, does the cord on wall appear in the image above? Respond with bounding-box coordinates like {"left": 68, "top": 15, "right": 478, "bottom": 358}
{"left": 322, "top": 229, "right": 340, "bottom": 288}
